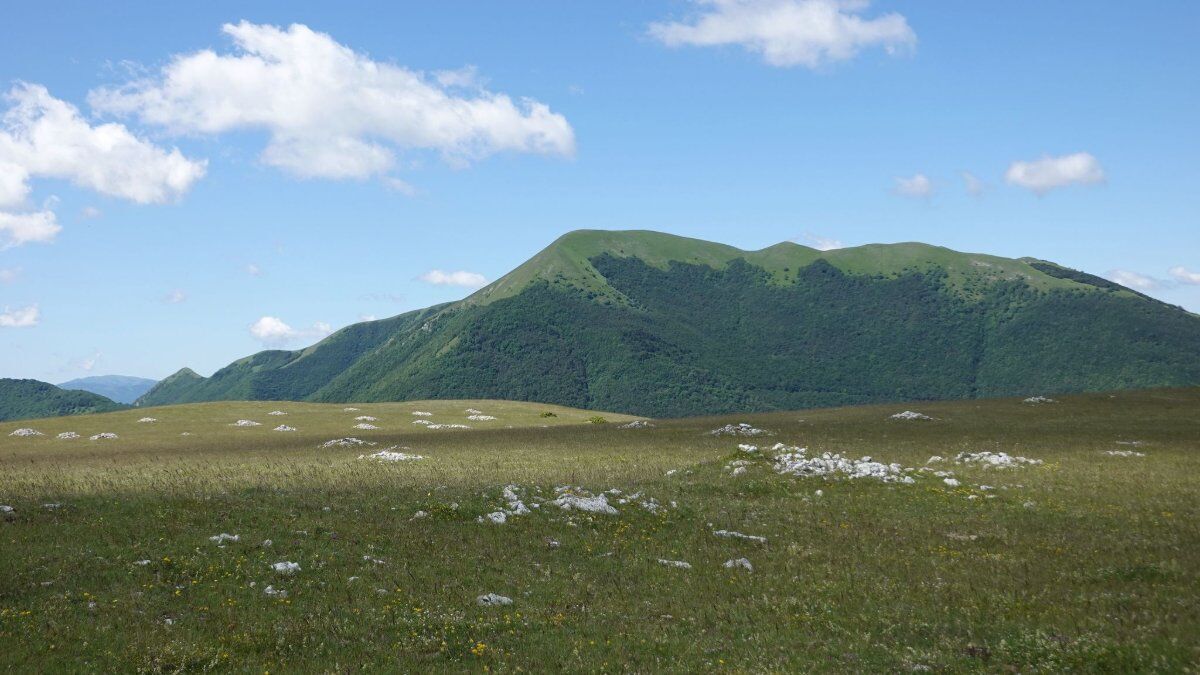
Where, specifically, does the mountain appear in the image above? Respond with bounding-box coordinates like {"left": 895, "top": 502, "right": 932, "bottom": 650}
{"left": 0, "top": 378, "right": 127, "bottom": 422}
{"left": 136, "top": 230, "right": 1200, "bottom": 416}
{"left": 58, "top": 375, "right": 158, "bottom": 405}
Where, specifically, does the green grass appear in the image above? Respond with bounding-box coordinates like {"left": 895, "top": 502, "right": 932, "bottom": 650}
{"left": 1, "top": 390, "right": 1198, "bottom": 671}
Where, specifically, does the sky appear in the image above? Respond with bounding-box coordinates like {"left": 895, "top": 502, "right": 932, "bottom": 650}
{"left": 1, "top": 1, "right": 1198, "bottom": 382}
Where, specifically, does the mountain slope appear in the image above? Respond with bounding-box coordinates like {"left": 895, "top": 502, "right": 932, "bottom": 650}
{"left": 0, "top": 379, "right": 127, "bottom": 422}
{"left": 137, "top": 230, "right": 1200, "bottom": 416}
{"left": 58, "top": 375, "right": 158, "bottom": 404}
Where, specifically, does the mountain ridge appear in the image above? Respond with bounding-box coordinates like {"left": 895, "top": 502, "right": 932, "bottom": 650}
{"left": 58, "top": 375, "right": 158, "bottom": 404}
{"left": 136, "top": 229, "right": 1200, "bottom": 415}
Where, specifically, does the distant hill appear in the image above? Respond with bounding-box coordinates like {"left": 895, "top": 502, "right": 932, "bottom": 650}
{"left": 137, "top": 229, "right": 1200, "bottom": 416}
{"left": 58, "top": 375, "right": 158, "bottom": 404}
{"left": 0, "top": 379, "right": 127, "bottom": 422}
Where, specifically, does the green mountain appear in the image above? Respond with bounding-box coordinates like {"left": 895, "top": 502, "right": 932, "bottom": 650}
{"left": 58, "top": 375, "right": 158, "bottom": 404}
{"left": 136, "top": 230, "right": 1200, "bottom": 416}
{"left": 0, "top": 378, "right": 127, "bottom": 422}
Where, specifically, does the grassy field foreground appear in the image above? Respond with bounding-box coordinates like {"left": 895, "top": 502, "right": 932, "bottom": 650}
{"left": 1, "top": 391, "right": 1198, "bottom": 671}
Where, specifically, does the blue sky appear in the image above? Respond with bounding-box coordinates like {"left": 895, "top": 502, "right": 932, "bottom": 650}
{"left": 1, "top": 1, "right": 1198, "bottom": 382}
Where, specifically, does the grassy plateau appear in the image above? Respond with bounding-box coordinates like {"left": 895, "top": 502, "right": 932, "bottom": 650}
{"left": 0, "top": 390, "right": 1197, "bottom": 672}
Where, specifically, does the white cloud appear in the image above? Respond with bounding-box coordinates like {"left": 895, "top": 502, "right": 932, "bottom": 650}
{"left": 0, "top": 304, "right": 39, "bottom": 328}
{"left": 0, "top": 83, "right": 206, "bottom": 206}
{"left": 79, "top": 351, "right": 101, "bottom": 372}
{"left": 648, "top": 0, "right": 916, "bottom": 69}
{"left": 961, "top": 170, "right": 984, "bottom": 197}
{"left": 246, "top": 263, "right": 262, "bottom": 277}
{"left": 90, "top": 22, "right": 575, "bottom": 180}
{"left": 796, "top": 232, "right": 844, "bottom": 251}
{"left": 80, "top": 206, "right": 102, "bottom": 219}
{"left": 0, "top": 209, "right": 60, "bottom": 249}
{"left": 1169, "top": 266, "right": 1200, "bottom": 285}
{"left": 0, "top": 83, "right": 204, "bottom": 248}
{"left": 359, "top": 314, "right": 377, "bottom": 322}
{"left": 418, "top": 269, "right": 488, "bottom": 288}
{"left": 0, "top": 267, "right": 19, "bottom": 283}
{"left": 894, "top": 173, "right": 933, "bottom": 198}
{"left": 1005, "top": 152, "right": 1105, "bottom": 195}
{"left": 249, "top": 315, "right": 334, "bottom": 346}
{"left": 382, "top": 176, "right": 419, "bottom": 196}
{"left": 164, "top": 289, "right": 187, "bottom": 304}
{"left": 1107, "top": 269, "right": 1160, "bottom": 291}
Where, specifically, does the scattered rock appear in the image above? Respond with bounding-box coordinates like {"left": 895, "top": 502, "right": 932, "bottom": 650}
{"left": 231, "top": 420, "right": 261, "bottom": 427}
{"left": 359, "top": 448, "right": 424, "bottom": 462}
{"left": 890, "top": 411, "right": 932, "bottom": 421}
{"left": 954, "top": 451, "right": 1042, "bottom": 468}
{"left": 713, "top": 529, "right": 767, "bottom": 544}
{"left": 723, "top": 558, "right": 753, "bottom": 571}
{"left": 774, "top": 446, "right": 916, "bottom": 483}
{"left": 89, "top": 432, "right": 119, "bottom": 440}
{"left": 710, "top": 423, "right": 770, "bottom": 437}
{"left": 477, "top": 593, "right": 513, "bottom": 607}
{"left": 657, "top": 559, "right": 692, "bottom": 569}
{"left": 9, "top": 428, "right": 43, "bottom": 437}
{"left": 321, "top": 437, "right": 375, "bottom": 448}
{"left": 270, "top": 561, "right": 300, "bottom": 575}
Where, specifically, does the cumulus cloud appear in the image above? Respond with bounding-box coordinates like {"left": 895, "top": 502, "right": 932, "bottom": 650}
{"left": 894, "top": 173, "right": 933, "bottom": 198}
{"left": 648, "top": 0, "right": 916, "bottom": 69}
{"left": 0, "top": 304, "right": 39, "bottom": 328}
{"left": 1168, "top": 266, "right": 1200, "bottom": 285}
{"left": 0, "top": 209, "right": 60, "bottom": 249}
{"left": 90, "top": 21, "right": 575, "bottom": 181}
{"left": 1107, "top": 269, "right": 1161, "bottom": 291}
{"left": 961, "top": 170, "right": 984, "bottom": 197}
{"left": 1005, "top": 152, "right": 1105, "bottom": 195}
{"left": 80, "top": 206, "right": 102, "bottom": 219}
{"left": 249, "top": 315, "right": 333, "bottom": 346}
{"left": 0, "top": 83, "right": 204, "bottom": 247}
{"left": 0, "top": 267, "right": 19, "bottom": 283}
{"left": 0, "top": 83, "right": 205, "bottom": 206}
{"left": 418, "top": 269, "right": 488, "bottom": 288}
{"left": 796, "top": 232, "right": 844, "bottom": 251}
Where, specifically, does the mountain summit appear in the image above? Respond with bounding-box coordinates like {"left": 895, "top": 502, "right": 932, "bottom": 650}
{"left": 137, "top": 230, "right": 1200, "bottom": 416}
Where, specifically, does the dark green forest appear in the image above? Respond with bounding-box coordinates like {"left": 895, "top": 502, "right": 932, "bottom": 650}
{"left": 0, "top": 379, "right": 126, "bottom": 422}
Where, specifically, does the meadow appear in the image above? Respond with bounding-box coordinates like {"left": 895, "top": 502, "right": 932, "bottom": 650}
{"left": 1, "top": 390, "right": 1197, "bottom": 672}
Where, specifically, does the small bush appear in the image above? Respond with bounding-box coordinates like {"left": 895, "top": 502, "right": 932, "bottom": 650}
{"left": 587, "top": 416, "right": 608, "bottom": 425}
{"left": 540, "top": 411, "right": 558, "bottom": 418}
